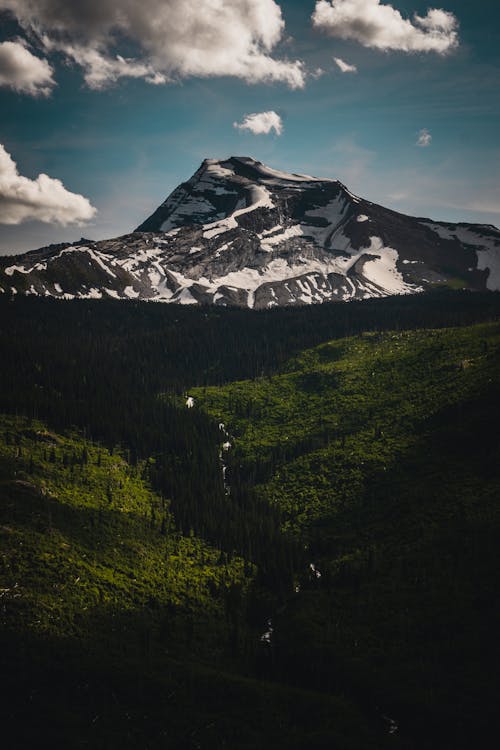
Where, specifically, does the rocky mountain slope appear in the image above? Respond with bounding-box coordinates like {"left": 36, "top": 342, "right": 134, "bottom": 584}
{"left": 1, "top": 156, "right": 499, "bottom": 308}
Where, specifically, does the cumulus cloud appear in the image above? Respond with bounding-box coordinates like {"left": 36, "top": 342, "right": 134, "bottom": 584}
{"left": 312, "top": 0, "right": 459, "bottom": 54}
{"left": 0, "top": 0, "right": 305, "bottom": 89}
{"left": 0, "top": 143, "right": 97, "bottom": 225}
{"left": 333, "top": 56, "right": 357, "bottom": 73}
{"left": 0, "top": 39, "right": 55, "bottom": 96}
{"left": 44, "top": 42, "right": 168, "bottom": 89}
{"left": 233, "top": 111, "right": 283, "bottom": 135}
{"left": 416, "top": 128, "right": 432, "bottom": 147}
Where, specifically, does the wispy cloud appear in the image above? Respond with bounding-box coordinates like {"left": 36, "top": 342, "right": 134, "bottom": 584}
{"left": 312, "top": 1, "right": 459, "bottom": 54}
{"left": 0, "top": 143, "right": 96, "bottom": 225}
{"left": 1, "top": 0, "right": 305, "bottom": 89}
{"left": 234, "top": 111, "right": 283, "bottom": 135}
{"left": 311, "top": 67, "right": 326, "bottom": 79}
{"left": 316, "top": 136, "right": 377, "bottom": 187}
{"left": 331, "top": 148, "right": 500, "bottom": 225}
{"left": 0, "top": 39, "right": 55, "bottom": 96}
{"left": 416, "top": 128, "right": 432, "bottom": 147}
{"left": 333, "top": 57, "right": 357, "bottom": 73}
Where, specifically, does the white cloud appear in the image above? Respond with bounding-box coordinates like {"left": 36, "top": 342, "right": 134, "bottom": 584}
{"left": 0, "top": 0, "right": 305, "bottom": 89}
{"left": 416, "top": 128, "right": 432, "bottom": 147}
{"left": 0, "top": 143, "right": 97, "bottom": 225}
{"left": 233, "top": 111, "right": 283, "bottom": 135}
{"left": 312, "top": 0, "right": 459, "bottom": 54}
{"left": 333, "top": 56, "right": 357, "bottom": 73}
{"left": 44, "top": 42, "right": 168, "bottom": 89}
{"left": 0, "top": 39, "right": 55, "bottom": 96}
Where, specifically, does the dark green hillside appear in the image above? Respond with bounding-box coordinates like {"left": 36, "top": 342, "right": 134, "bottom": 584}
{"left": 0, "top": 415, "right": 252, "bottom": 650}
{"left": 0, "top": 416, "right": 385, "bottom": 750}
{"left": 1, "top": 295, "right": 500, "bottom": 748}
{"left": 193, "top": 322, "right": 500, "bottom": 748}
{"left": 194, "top": 322, "right": 500, "bottom": 530}
{"left": 0, "top": 292, "right": 497, "bottom": 596}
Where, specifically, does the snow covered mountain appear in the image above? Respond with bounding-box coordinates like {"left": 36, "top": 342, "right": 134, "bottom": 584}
{"left": 1, "top": 156, "right": 499, "bottom": 308}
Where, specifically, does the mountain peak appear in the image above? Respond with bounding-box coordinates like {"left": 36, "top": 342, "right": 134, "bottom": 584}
{"left": 201, "top": 155, "right": 337, "bottom": 185}
{"left": 1, "top": 157, "right": 499, "bottom": 308}
{"left": 136, "top": 155, "right": 339, "bottom": 234}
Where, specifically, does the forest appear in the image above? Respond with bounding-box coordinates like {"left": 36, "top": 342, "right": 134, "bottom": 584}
{"left": 1, "top": 289, "right": 500, "bottom": 749}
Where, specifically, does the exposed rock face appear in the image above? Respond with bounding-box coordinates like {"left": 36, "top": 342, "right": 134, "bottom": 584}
{"left": 1, "top": 156, "right": 499, "bottom": 308}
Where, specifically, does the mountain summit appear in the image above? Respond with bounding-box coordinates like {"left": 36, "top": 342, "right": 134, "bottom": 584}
{"left": 1, "top": 156, "right": 499, "bottom": 307}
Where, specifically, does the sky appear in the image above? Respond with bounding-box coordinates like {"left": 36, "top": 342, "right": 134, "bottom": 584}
{"left": 0, "top": 0, "right": 499, "bottom": 255}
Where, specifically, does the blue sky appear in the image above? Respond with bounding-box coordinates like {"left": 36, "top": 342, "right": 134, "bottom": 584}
{"left": 0, "top": 0, "right": 499, "bottom": 254}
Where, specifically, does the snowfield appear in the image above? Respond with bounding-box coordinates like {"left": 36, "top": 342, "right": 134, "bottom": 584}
{"left": 1, "top": 156, "right": 499, "bottom": 308}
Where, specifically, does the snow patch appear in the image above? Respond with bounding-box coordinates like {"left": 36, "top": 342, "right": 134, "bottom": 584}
{"left": 123, "top": 286, "right": 139, "bottom": 298}
{"left": 477, "top": 248, "right": 500, "bottom": 290}
{"left": 423, "top": 221, "right": 500, "bottom": 290}
{"left": 205, "top": 160, "right": 236, "bottom": 180}
{"left": 4, "top": 264, "right": 27, "bottom": 276}
{"left": 423, "top": 222, "right": 499, "bottom": 249}
{"left": 260, "top": 224, "right": 304, "bottom": 250}
{"left": 83, "top": 288, "right": 103, "bottom": 299}
{"left": 230, "top": 157, "right": 334, "bottom": 184}
{"left": 361, "top": 237, "right": 418, "bottom": 295}
{"left": 202, "top": 184, "right": 274, "bottom": 240}
{"left": 176, "top": 287, "right": 197, "bottom": 305}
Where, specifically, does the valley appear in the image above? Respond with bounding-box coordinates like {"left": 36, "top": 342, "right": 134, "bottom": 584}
{"left": 1, "top": 292, "right": 499, "bottom": 748}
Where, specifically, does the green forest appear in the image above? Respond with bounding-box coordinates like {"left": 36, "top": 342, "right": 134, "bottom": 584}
{"left": 1, "top": 290, "right": 499, "bottom": 749}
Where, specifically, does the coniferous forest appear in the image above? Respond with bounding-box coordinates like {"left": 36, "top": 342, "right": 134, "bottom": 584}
{"left": 1, "top": 290, "right": 500, "bottom": 749}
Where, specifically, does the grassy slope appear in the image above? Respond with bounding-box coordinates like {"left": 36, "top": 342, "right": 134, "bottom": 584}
{"left": 194, "top": 323, "right": 500, "bottom": 528}
{"left": 2, "top": 318, "right": 500, "bottom": 748}
{"left": 0, "top": 416, "right": 384, "bottom": 750}
{"left": 193, "top": 321, "right": 500, "bottom": 747}
{"left": 0, "top": 415, "right": 250, "bottom": 648}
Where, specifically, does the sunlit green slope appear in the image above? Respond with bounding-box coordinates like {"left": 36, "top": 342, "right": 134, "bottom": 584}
{"left": 0, "top": 415, "right": 252, "bottom": 650}
{"left": 2, "top": 310, "right": 500, "bottom": 749}
{"left": 193, "top": 321, "right": 500, "bottom": 746}
{"left": 1, "top": 416, "right": 383, "bottom": 750}
{"left": 195, "top": 322, "right": 500, "bottom": 531}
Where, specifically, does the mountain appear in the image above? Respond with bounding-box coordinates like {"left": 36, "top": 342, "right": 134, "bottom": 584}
{"left": 1, "top": 156, "right": 499, "bottom": 308}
